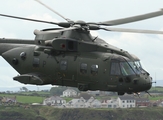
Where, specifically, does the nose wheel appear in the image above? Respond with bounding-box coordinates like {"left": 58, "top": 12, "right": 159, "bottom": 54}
{"left": 118, "top": 92, "right": 125, "bottom": 95}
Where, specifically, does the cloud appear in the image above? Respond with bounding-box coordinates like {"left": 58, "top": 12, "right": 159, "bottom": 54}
{"left": 90, "top": 31, "right": 99, "bottom": 37}
{"left": 0, "top": 29, "right": 17, "bottom": 38}
{"left": 0, "top": 75, "right": 22, "bottom": 87}
{"left": 0, "top": 57, "right": 21, "bottom": 87}
{"left": 17, "top": 0, "right": 36, "bottom": 10}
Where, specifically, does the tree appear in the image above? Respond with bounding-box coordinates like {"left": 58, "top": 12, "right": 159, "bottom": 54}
{"left": 50, "top": 86, "right": 67, "bottom": 96}
{"left": 22, "top": 87, "right": 28, "bottom": 92}
{"left": 20, "top": 88, "right": 22, "bottom": 91}
{"left": 50, "top": 86, "right": 80, "bottom": 96}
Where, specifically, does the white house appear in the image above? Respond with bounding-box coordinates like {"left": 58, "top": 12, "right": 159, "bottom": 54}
{"left": 87, "top": 90, "right": 100, "bottom": 96}
{"left": 66, "top": 97, "right": 86, "bottom": 108}
{"left": 63, "top": 88, "right": 77, "bottom": 97}
{"left": 85, "top": 97, "right": 94, "bottom": 107}
{"left": 101, "top": 98, "right": 119, "bottom": 108}
{"left": 85, "top": 97, "right": 101, "bottom": 108}
{"left": 107, "top": 98, "right": 119, "bottom": 108}
{"left": 43, "top": 96, "right": 66, "bottom": 106}
{"left": 91, "top": 99, "right": 101, "bottom": 108}
{"left": 118, "top": 96, "right": 135, "bottom": 108}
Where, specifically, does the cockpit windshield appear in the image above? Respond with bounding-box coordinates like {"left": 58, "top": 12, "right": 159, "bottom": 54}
{"left": 111, "top": 60, "right": 136, "bottom": 76}
{"left": 129, "top": 61, "right": 146, "bottom": 74}
{"left": 111, "top": 59, "right": 146, "bottom": 76}
{"left": 120, "top": 62, "right": 135, "bottom": 76}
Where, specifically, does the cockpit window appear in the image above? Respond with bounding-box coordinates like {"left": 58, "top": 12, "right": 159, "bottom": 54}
{"left": 110, "top": 58, "right": 147, "bottom": 76}
{"left": 120, "top": 62, "right": 135, "bottom": 76}
{"left": 110, "top": 62, "right": 121, "bottom": 75}
{"left": 129, "top": 61, "right": 146, "bottom": 74}
{"left": 110, "top": 59, "right": 142, "bottom": 76}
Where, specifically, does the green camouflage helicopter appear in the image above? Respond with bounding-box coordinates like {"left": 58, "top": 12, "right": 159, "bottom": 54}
{"left": 0, "top": 0, "right": 163, "bottom": 95}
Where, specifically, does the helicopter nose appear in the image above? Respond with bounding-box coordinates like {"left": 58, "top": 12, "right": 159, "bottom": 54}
{"left": 133, "top": 73, "right": 152, "bottom": 92}
{"left": 142, "top": 74, "right": 152, "bottom": 91}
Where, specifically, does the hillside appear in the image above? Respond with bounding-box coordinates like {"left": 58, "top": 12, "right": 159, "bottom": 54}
{"left": 0, "top": 106, "right": 163, "bottom": 120}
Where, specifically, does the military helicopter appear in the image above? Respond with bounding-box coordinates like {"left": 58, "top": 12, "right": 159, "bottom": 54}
{"left": 0, "top": 0, "right": 163, "bottom": 95}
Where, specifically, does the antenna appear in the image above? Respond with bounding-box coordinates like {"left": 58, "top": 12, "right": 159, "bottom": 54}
{"left": 154, "top": 72, "right": 157, "bottom": 91}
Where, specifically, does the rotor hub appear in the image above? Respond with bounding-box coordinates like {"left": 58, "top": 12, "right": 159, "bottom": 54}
{"left": 75, "top": 20, "right": 87, "bottom": 26}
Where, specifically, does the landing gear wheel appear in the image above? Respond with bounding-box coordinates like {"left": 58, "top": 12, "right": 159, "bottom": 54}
{"left": 78, "top": 83, "right": 88, "bottom": 91}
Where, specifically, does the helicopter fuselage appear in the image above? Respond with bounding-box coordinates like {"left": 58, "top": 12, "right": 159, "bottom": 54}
{"left": 0, "top": 29, "right": 152, "bottom": 95}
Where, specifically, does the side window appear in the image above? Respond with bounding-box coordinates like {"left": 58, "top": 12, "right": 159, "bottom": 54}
{"left": 110, "top": 62, "right": 121, "bottom": 75}
{"left": 80, "top": 63, "right": 87, "bottom": 74}
{"left": 91, "top": 65, "right": 98, "bottom": 75}
{"left": 60, "top": 60, "right": 67, "bottom": 70}
{"left": 33, "top": 58, "right": 40, "bottom": 67}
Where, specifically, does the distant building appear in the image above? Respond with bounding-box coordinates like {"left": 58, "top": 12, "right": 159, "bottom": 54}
{"left": 67, "top": 97, "right": 86, "bottom": 108}
{"left": 151, "top": 100, "right": 163, "bottom": 107}
{"left": 87, "top": 90, "right": 100, "bottom": 96}
{"left": 101, "top": 98, "right": 119, "bottom": 108}
{"left": 1, "top": 96, "right": 17, "bottom": 104}
{"left": 63, "top": 88, "right": 77, "bottom": 97}
{"left": 135, "top": 98, "right": 150, "bottom": 107}
{"left": 43, "top": 96, "right": 66, "bottom": 106}
{"left": 87, "top": 90, "right": 113, "bottom": 96}
{"left": 158, "top": 101, "right": 163, "bottom": 107}
{"left": 85, "top": 97, "right": 101, "bottom": 108}
{"left": 90, "top": 99, "right": 101, "bottom": 108}
{"left": 118, "top": 96, "right": 135, "bottom": 108}
{"left": 107, "top": 98, "right": 119, "bottom": 108}
{"left": 85, "top": 97, "right": 95, "bottom": 107}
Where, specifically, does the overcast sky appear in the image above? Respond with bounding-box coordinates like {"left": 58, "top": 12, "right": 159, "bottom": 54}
{"left": 0, "top": 0, "right": 163, "bottom": 88}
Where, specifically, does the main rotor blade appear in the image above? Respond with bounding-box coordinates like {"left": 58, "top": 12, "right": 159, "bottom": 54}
{"left": 0, "top": 13, "right": 59, "bottom": 25}
{"left": 35, "top": 0, "right": 72, "bottom": 23}
{"left": 97, "top": 9, "right": 163, "bottom": 26}
{"left": 101, "top": 27, "right": 163, "bottom": 34}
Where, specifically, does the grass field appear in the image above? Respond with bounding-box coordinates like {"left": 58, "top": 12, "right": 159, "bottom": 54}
{"left": 0, "top": 94, "right": 45, "bottom": 104}
{"left": 149, "top": 87, "right": 163, "bottom": 92}
{"left": 19, "top": 91, "right": 50, "bottom": 95}
{"left": 62, "top": 97, "right": 73, "bottom": 102}
{"left": 149, "top": 96, "right": 163, "bottom": 101}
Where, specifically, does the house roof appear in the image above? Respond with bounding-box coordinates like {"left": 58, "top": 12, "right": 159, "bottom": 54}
{"left": 68, "top": 99, "right": 78, "bottom": 104}
{"left": 86, "top": 97, "right": 95, "bottom": 103}
{"left": 46, "top": 96, "right": 63, "bottom": 101}
{"left": 68, "top": 97, "right": 85, "bottom": 104}
{"left": 91, "top": 99, "right": 101, "bottom": 104}
{"left": 119, "top": 96, "right": 135, "bottom": 100}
